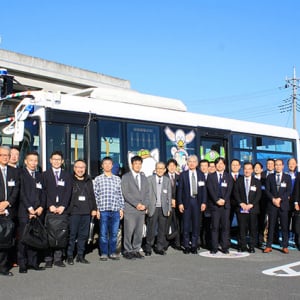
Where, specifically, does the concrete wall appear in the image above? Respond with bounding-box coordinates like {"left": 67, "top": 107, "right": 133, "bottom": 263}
{"left": 0, "top": 49, "right": 131, "bottom": 93}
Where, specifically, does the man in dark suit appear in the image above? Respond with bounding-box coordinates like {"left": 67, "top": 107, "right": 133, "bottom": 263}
{"left": 0, "top": 146, "right": 20, "bottom": 276}
{"left": 121, "top": 155, "right": 150, "bottom": 260}
{"left": 166, "top": 158, "right": 181, "bottom": 250}
{"left": 144, "top": 162, "right": 172, "bottom": 256}
{"left": 43, "top": 151, "right": 72, "bottom": 267}
{"left": 18, "top": 151, "right": 45, "bottom": 273}
{"left": 177, "top": 155, "right": 207, "bottom": 254}
{"left": 206, "top": 157, "right": 233, "bottom": 254}
{"left": 264, "top": 159, "right": 292, "bottom": 254}
{"left": 234, "top": 162, "right": 261, "bottom": 253}
{"left": 199, "top": 159, "right": 210, "bottom": 249}
{"left": 258, "top": 158, "right": 275, "bottom": 246}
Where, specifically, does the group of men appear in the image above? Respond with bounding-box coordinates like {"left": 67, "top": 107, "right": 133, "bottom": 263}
{"left": 0, "top": 144, "right": 299, "bottom": 276}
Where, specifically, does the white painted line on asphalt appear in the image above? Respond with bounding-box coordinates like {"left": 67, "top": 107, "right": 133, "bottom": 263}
{"left": 262, "top": 261, "right": 300, "bottom": 277}
{"left": 199, "top": 251, "right": 250, "bottom": 258}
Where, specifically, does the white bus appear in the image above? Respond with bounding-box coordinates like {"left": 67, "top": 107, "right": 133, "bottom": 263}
{"left": 0, "top": 86, "right": 299, "bottom": 176}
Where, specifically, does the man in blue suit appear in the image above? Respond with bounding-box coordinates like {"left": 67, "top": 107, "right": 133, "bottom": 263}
{"left": 206, "top": 157, "right": 233, "bottom": 254}
{"left": 177, "top": 155, "right": 207, "bottom": 254}
{"left": 264, "top": 159, "right": 292, "bottom": 254}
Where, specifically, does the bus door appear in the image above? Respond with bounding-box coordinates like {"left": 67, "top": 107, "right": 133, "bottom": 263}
{"left": 199, "top": 129, "right": 229, "bottom": 165}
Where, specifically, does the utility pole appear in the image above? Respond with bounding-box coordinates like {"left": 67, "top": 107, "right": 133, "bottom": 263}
{"left": 285, "top": 67, "right": 300, "bottom": 129}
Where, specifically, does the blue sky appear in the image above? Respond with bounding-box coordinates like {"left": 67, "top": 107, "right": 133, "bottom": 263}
{"left": 1, "top": 1, "right": 300, "bottom": 130}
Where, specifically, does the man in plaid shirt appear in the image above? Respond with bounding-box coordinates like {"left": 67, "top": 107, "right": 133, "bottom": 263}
{"left": 94, "top": 157, "right": 124, "bottom": 261}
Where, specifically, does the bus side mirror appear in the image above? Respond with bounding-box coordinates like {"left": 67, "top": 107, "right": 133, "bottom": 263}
{"left": 13, "top": 120, "right": 24, "bottom": 142}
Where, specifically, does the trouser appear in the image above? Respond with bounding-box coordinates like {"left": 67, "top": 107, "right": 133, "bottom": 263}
{"left": 211, "top": 206, "right": 230, "bottom": 251}
{"left": 99, "top": 211, "right": 120, "bottom": 256}
{"left": 123, "top": 211, "right": 145, "bottom": 253}
{"left": 266, "top": 207, "right": 289, "bottom": 248}
{"left": 237, "top": 213, "right": 258, "bottom": 248}
{"left": 67, "top": 214, "right": 90, "bottom": 257}
{"left": 182, "top": 197, "right": 200, "bottom": 249}
{"left": 145, "top": 207, "right": 168, "bottom": 252}
{"left": 18, "top": 220, "right": 38, "bottom": 267}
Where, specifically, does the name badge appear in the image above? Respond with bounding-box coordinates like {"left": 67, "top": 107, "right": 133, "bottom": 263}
{"left": 198, "top": 181, "right": 205, "bottom": 187}
{"left": 36, "top": 182, "right": 42, "bottom": 189}
{"left": 250, "top": 186, "right": 256, "bottom": 191}
{"left": 221, "top": 182, "right": 227, "bottom": 187}
{"left": 78, "top": 196, "right": 86, "bottom": 201}
{"left": 8, "top": 180, "right": 15, "bottom": 187}
{"left": 58, "top": 180, "right": 65, "bottom": 186}
{"left": 56, "top": 196, "right": 59, "bottom": 203}
{"left": 281, "top": 182, "right": 287, "bottom": 188}
{"left": 261, "top": 185, "right": 265, "bottom": 190}
{"left": 163, "top": 189, "right": 168, "bottom": 194}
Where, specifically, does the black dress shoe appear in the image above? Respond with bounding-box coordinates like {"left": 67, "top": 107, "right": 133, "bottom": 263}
{"left": 123, "top": 252, "right": 136, "bottom": 260}
{"left": 67, "top": 257, "right": 74, "bottom": 265}
{"left": 27, "top": 265, "right": 45, "bottom": 271}
{"left": 238, "top": 246, "right": 248, "bottom": 252}
{"left": 210, "top": 250, "right": 217, "bottom": 254}
{"left": 76, "top": 257, "right": 90, "bottom": 264}
{"left": 144, "top": 251, "right": 152, "bottom": 256}
{"left": 154, "top": 249, "right": 166, "bottom": 255}
{"left": 54, "top": 261, "right": 66, "bottom": 267}
{"left": 45, "top": 261, "right": 52, "bottom": 268}
{"left": 222, "top": 249, "right": 230, "bottom": 254}
{"left": 190, "top": 247, "right": 198, "bottom": 254}
{"left": 173, "top": 245, "right": 182, "bottom": 251}
{"left": 183, "top": 248, "right": 190, "bottom": 254}
{"left": 19, "top": 267, "right": 28, "bottom": 274}
{"left": 134, "top": 252, "right": 145, "bottom": 259}
{"left": 0, "top": 271, "right": 14, "bottom": 276}
{"left": 249, "top": 248, "right": 255, "bottom": 253}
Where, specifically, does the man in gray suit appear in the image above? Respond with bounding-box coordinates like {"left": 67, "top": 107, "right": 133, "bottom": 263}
{"left": 144, "top": 162, "right": 172, "bottom": 256}
{"left": 121, "top": 155, "right": 150, "bottom": 259}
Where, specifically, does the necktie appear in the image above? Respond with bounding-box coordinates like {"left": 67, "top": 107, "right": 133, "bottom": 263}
{"left": 158, "top": 177, "right": 161, "bottom": 185}
{"left": 234, "top": 174, "right": 237, "bottom": 181}
{"left": 276, "top": 174, "right": 281, "bottom": 191}
{"left": 218, "top": 173, "right": 222, "bottom": 198}
{"left": 245, "top": 178, "right": 250, "bottom": 203}
{"left": 135, "top": 175, "right": 140, "bottom": 191}
{"left": 1, "top": 167, "right": 7, "bottom": 200}
{"left": 55, "top": 171, "right": 59, "bottom": 185}
{"left": 31, "top": 171, "right": 35, "bottom": 179}
{"left": 171, "top": 174, "right": 175, "bottom": 187}
{"left": 191, "top": 172, "right": 197, "bottom": 196}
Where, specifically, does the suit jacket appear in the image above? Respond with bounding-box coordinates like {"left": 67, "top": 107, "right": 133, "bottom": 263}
{"left": 167, "top": 172, "right": 179, "bottom": 200}
{"left": 18, "top": 169, "right": 45, "bottom": 219}
{"left": 121, "top": 171, "right": 150, "bottom": 214}
{"left": 265, "top": 173, "right": 292, "bottom": 211}
{"left": 42, "top": 169, "right": 72, "bottom": 209}
{"left": 233, "top": 175, "right": 262, "bottom": 214}
{"left": 177, "top": 169, "right": 207, "bottom": 209}
{"left": 292, "top": 172, "right": 300, "bottom": 205}
{"left": 0, "top": 165, "right": 20, "bottom": 217}
{"left": 206, "top": 171, "right": 233, "bottom": 210}
{"left": 147, "top": 175, "right": 172, "bottom": 217}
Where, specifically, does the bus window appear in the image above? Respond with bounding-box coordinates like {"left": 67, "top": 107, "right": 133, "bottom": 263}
{"left": 232, "top": 134, "right": 253, "bottom": 149}
{"left": 71, "top": 131, "right": 84, "bottom": 162}
{"left": 46, "top": 124, "right": 66, "bottom": 161}
{"left": 46, "top": 124, "right": 84, "bottom": 171}
{"left": 127, "top": 123, "right": 160, "bottom": 176}
{"left": 199, "top": 138, "right": 225, "bottom": 162}
{"left": 256, "top": 137, "right": 293, "bottom": 153}
{"left": 99, "top": 120, "right": 122, "bottom": 175}
{"left": 231, "top": 134, "right": 253, "bottom": 163}
{"left": 232, "top": 150, "right": 253, "bottom": 163}
{"left": 164, "top": 126, "right": 197, "bottom": 172}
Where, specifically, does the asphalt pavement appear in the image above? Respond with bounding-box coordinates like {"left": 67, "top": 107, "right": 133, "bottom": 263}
{"left": 1, "top": 246, "right": 300, "bottom": 300}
